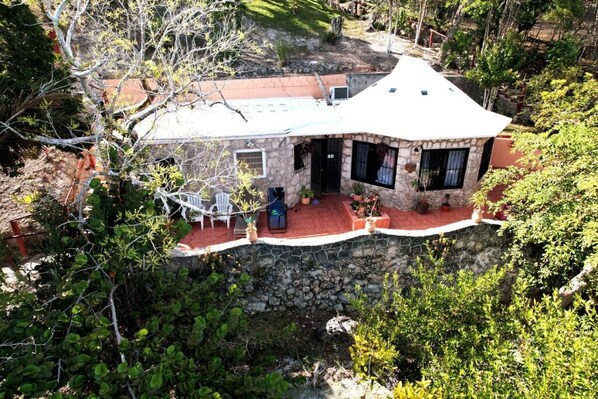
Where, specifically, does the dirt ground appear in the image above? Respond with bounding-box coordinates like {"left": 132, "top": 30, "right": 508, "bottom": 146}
{"left": 239, "top": 19, "right": 441, "bottom": 76}
{"left": 246, "top": 309, "right": 392, "bottom": 399}
{"left": 0, "top": 148, "right": 79, "bottom": 237}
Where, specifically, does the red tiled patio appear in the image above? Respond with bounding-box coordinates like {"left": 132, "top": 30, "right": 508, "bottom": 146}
{"left": 180, "top": 194, "right": 487, "bottom": 250}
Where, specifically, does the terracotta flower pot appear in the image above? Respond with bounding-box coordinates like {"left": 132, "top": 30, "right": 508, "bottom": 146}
{"left": 353, "top": 194, "right": 363, "bottom": 202}
{"left": 301, "top": 197, "right": 310, "bottom": 205}
{"left": 416, "top": 201, "right": 429, "bottom": 215}
{"left": 246, "top": 228, "right": 258, "bottom": 243}
{"left": 471, "top": 208, "right": 484, "bottom": 224}
{"left": 365, "top": 218, "right": 376, "bottom": 233}
{"left": 404, "top": 161, "right": 416, "bottom": 173}
{"left": 441, "top": 204, "right": 451, "bottom": 212}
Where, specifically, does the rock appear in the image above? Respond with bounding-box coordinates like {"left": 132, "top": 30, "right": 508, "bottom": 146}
{"left": 325, "top": 316, "right": 358, "bottom": 336}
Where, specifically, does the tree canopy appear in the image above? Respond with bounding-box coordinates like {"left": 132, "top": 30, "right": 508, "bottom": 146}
{"left": 0, "top": 2, "right": 86, "bottom": 174}
{"left": 478, "top": 70, "right": 598, "bottom": 294}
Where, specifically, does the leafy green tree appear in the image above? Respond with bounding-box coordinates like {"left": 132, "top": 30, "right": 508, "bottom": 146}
{"left": 0, "top": 171, "right": 287, "bottom": 397}
{"left": 351, "top": 236, "right": 508, "bottom": 382}
{"left": 0, "top": 2, "right": 87, "bottom": 174}
{"left": 0, "top": 2, "right": 60, "bottom": 91}
{"left": 530, "top": 71, "right": 597, "bottom": 132}
{"left": 545, "top": 0, "right": 586, "bottom": 35}
{"left": 480, "top": 122, "right": 598, "bottom": 293}
{"left": 351, "top": 242, "right": 598, "bottom": 398}
{"left": 466, "top": 31, "right": 526, "bottom": 110}
{"left": 546, "top": 34, "right": 580, "bottom": 68}
{"left": 428, "top": 288, "right": 598, "bottom": 398}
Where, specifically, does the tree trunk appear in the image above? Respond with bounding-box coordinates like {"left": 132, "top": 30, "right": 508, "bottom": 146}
{"left": 438, "top": 0, "right": 472, "bottom": 61}
{"left": 481, "top": 7, "right": 494, "bottom": 53}
{"left": 486, "top": 86, "right": 499, "bottom": 111}
{"left": 414, "top": 0, "right": 427, "bottom": 46}
{"left": 385, "top": 0, "right": 396, "bottom": 53}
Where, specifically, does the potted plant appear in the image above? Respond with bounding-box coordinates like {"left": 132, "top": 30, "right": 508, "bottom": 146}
{"left": 299, "top": 185, "right": 314, "bottom": 205}
{"left": 470, "top": 191, "right": 486, "bottom": 223}
{"left": 413, "top": 171, "right": 431, "bottom": 215}
{"left": 363, "top": 193, "right": 382, "bottom": 233}
{"left": 416, "top": 196, "right": 430, "bottom": 215}
{"left": 352, "top": 181, "right": 365, "bottom": 202}
{"left": 246, "top": 217, "right": 258, "bottom": 243}
{"left": 365, "top": 217, "right": 376, "bottom": 233}
{"left": 441, "top": 194, "right": 451, "bottom": 212}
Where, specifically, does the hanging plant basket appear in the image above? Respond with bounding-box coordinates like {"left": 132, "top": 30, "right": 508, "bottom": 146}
{"left": 404, "top": 161, "right": 416, "bottom": 173}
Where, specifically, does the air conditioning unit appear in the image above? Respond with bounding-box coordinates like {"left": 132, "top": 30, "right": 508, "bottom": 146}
{"left": 329, "top": 86, "right": 349, "bottom": 101}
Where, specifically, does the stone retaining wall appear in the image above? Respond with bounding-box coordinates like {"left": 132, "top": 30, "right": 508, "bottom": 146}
{"left": 166, "top": 222, "right": 506, "bottom": 313}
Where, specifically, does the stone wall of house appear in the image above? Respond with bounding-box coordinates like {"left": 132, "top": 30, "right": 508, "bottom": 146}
{"left": 180, "top": 136, "right": 312, "bottom": 206}
{"left": 166, "top": 223, "right": 506, "bottom": 313}
{"left": 338, "top": 134, "right": 488, "bottom": 210}
{"left": 176, "top": 133, "right": 487, "bottom": 211}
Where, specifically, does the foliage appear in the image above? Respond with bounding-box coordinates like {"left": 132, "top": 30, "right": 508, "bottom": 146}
{"left": 544, "top": 0, "right": 586, "bottom": 32}
{"left": 479, "top": 123, "right": 598, "bottom": 292}
{"left": 0, "top": 172, "right": 287, "bottom": 398}
{"left": 351, "top": 235, "right": 506, "bottom": 381}
{"left": 546, "top": 34, "right": 580, "bottom": 69}
{"left": 323, "top": 30, "right": 340, "bottom": 45}
{"left": 299, "top": 185, "right": 314, "bottom": 198}
{"left": 427, "top": 289, "right": 598, "bottom": 398}
{"left": 441, "top": 30, "right": 475, "bottom": 70}
{"left": 351, "top": 240, "right": 598, "bottom": 398}
{"left": 352, "top": 192, "right": 382, "bottom": 218}
{"left": 0, "top": 3, "right": 59, "bottom": 90}
{"left": 466, "top": 31, "right": 526, "bottom": 90}
{"left": 0, "top": 2, "right": 86, "bottom": 175}
{"left": 530, "top": 72, "right": 597, "bottom": 133}
{"left": 276, "top": 41, "right": 291, "bottom": 67}
{"left": 515, "top": 0, "right": 550, "bottom": 32}
{"left": 393, "top": 380, "right": 442, "bottom": 399}
{"left": 352, "top": 181, "right": 364, "bottom": 196}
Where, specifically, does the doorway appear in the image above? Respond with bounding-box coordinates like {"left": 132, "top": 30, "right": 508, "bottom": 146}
{"left": 310, "top": 138, "right": 342, "bottom": 198}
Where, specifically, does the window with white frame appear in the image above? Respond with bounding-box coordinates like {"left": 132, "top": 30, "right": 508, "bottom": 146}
{"left": 234, "top": 150, "right": 266, "bottom": 178}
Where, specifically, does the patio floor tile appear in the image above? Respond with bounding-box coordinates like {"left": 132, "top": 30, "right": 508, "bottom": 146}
{"left": 179, "top": 194, "right": 493, "bottom": 250}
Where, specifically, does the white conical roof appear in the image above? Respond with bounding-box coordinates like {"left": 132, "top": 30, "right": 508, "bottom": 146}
{"left": 332, "top": 56, "right": 511, "bottom": 140}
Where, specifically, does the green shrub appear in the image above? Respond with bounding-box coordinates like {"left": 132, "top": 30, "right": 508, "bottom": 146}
{"left": 393, "top": 380, "right": 443, "bottom": 399}
{"left": 351, "top": 235, "right": 506, "bottom": 381}
{"left": 276, "top": 41, "right": 291, "bottom": 67}
{"left": 546, "top": 34, "right": 579, "bottom": 69}
{"left": 323, "top": 30, "right": 339, "bottom": 45}
{"left": 350, "top": 238, "right": 598, "bottom": 397}
{"left": 0, "top": 172, "right": 288, "bottom": 398}
{"left": 430, "top": 289, "right": 598, "bottom": 398}
{"left": 442, "top": 30, "right": 475, "bottom": 70}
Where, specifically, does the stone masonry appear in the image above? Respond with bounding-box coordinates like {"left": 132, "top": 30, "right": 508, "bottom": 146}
{"left": 178, "top": 133, "right": 488, "bottom": 211}
{"left": 166, "top": 223, "right": 506, "bottom": 313}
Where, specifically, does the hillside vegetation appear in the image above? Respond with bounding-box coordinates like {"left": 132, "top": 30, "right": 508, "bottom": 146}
{"left": 243, "top": 0, "right": 354, "bottom": 37}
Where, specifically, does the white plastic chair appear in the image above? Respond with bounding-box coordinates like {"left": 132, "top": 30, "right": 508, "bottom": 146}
{"left": 208, "top": 192, "right": 233, "bottom": 228}
{"left": 181, "top": 194, "right": 205, "bottom": 230}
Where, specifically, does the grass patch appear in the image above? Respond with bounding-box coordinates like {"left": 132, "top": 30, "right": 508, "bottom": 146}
{"left": 243, "top": 0, "right": 344, "bottom": 37}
